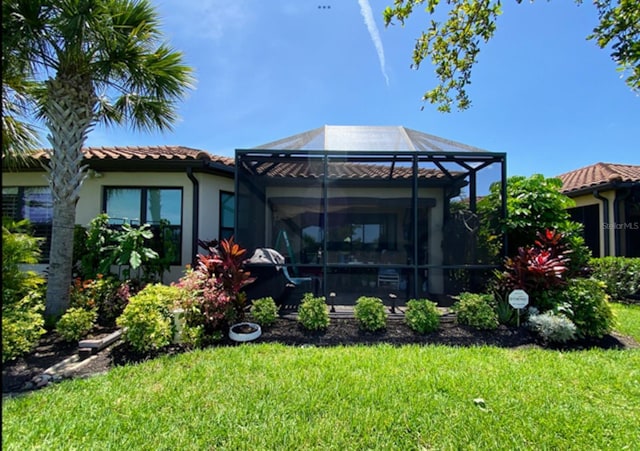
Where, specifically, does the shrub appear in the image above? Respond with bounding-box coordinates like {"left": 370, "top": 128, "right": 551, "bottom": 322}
{"left": 2, "top": 219, "right": 45, "bottom": 306}
{"left": 478, "top": 175, "right": 581, "bottom": 257}
{"left": 175, "top": 267, "right": 234, "bottom": 337}
{"left": 558, "top": 278, "right": 614, "bottom": 338}
{"left": 405, "top": 299, "right": 440, "bottom": 334}
{"left": 180, "top": 324, "right": 206, "bottom": 348}
{"left": 56, "top": 308, "right": 98, "bottom": 342}
{"left": 354, "top": 296, "right": 387, "bottom": 332}
{"left": 69, "top": 276, "right": 132, "bottom": 327}
{"left": 250, "top": 297, "right": 278, "bottom": 327}
{"left": 2, "top": 220, "right": 47, "bottom": 362}
{"left": 2, "top": 291, "right": 46, "bottom": 363}
{"left": 589, "top": 257, "right": 640, "bottom": 301}
{"left": 452, "top": 292, "right": 498, "bottom": 330}
{"left": 528, "top": 312, "right": 577, "bottom": 343}
{"left": 116, "top": 283, "right": 182, "bottom": 352}
{"left": 298, "top": 293, "right": 330, "bottom": 331}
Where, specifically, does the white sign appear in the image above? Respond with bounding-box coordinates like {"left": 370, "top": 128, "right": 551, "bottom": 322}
{"left": 508, "top": 289, "right": 529, "bottom": 309}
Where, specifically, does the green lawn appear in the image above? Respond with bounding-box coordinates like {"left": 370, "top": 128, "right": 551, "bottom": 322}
{"left": 612, "top": 302, "right": 640, "bottom": 341}
{"left": 3, "top": 336, "right": 639, "bottom": 449}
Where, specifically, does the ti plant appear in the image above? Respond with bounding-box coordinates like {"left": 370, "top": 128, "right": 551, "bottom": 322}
{"left": 197, "top": 237, "right": 256, "bottom": 322}
{"left": 501, "top": 229, "right": 569, "bottom": 306}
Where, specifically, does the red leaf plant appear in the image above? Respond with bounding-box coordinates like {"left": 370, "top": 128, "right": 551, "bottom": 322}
{"left": 502, "top": 229, "right": 570, "bottom": 295}
{"left": 196, "top": 237, "right": 256, "bottom": 322}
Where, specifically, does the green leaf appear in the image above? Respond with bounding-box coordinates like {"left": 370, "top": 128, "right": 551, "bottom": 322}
{"left": 129, "top": 250, "right": 142, "bottom": 269}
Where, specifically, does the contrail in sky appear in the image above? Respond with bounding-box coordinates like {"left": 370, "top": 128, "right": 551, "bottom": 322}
{"left": 358, "top": 0, "right": 390, "bottom": 86}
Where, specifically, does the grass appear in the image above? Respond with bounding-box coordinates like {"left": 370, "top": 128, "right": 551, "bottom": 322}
{"left": 3, "top": 335, "right": 639, "bottom": 449}
{"left": 611, "top": 302, "right": 640, "bottom": 341}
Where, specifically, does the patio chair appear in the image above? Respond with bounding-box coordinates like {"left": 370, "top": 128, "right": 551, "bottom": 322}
{"left": 378, "top": 268, "right": 400, "bottom": 290}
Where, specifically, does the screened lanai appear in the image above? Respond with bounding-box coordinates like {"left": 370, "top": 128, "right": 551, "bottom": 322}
{"left": 236, "top": 126, "right": 507, "bottom": 306}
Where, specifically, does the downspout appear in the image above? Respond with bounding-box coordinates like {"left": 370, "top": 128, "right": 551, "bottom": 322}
{"left": 187, "top": 167, "right": 199, "bottom": 265}
{"left": 613, "top": 188, "right": 631, "bottom": 256}
{"left": 593, "top": 190, "right": 610, "bottom": 256}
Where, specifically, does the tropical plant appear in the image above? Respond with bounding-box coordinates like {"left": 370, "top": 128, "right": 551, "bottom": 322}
{"left": 2, "top": 219, "right": 47, "bottom": 362}
{"left": 74, "top": 214, "right": 170, "bottom": 283}
{"left": 74, "top": 214, "right": 113, "bottom": 279}
{"left": 405, "top": 299, "right": 440, "bottom": 334}
{"left": 478, "top": 175, "right": 580, "bottom": 257}
{"left": 2, "top": 0, "right": 193, "bottom": 317}
{"left": 56, "top": 307, "right": 97, "bottom": 342}
{"left": 2, "top": 290, "right": 46, "bottom": 363}
{"left": 250, "top": 297, "right": 279, "bottom": 327}
{"left": 501, "top": 230, "right": 570, "bottom": 306}
{"left": 354, "top": 296, "right": 387, "bottom": 332}
{"left": 104, "top": 223, "right": 160, "bottom": 280}
{"left": 116, "top": 283, "right": 182, "bottom": 352}
{"left": 196, "top": 237, "right": 256, "bottom": 322}
{"left": 383, "top": 0, "right": 638, "bottom": 112}
{"left": 175, "top": 267, "right": 234, "bottom": 338}
{"left": 452, "top": 292, "right": 498, "bottom": 330}
{"left": 2, "top": 219, "right": 45, "bottom": 305}
{"left": 297, "top": 293, "right": 330, "bottom": 331}
{"left": 492, "top": 288, "right": 517, "bottom": 326}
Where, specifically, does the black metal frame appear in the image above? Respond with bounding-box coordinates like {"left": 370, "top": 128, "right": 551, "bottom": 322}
{"left": 235, "top": 149, "right": 507, "bottom": 305}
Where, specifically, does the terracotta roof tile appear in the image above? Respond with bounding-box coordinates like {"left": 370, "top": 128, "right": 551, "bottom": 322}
{"left": 557, "top": 162, "right": 640, "bottom": 194}
{"left": 255, "top": 161, "right": 449, "bottom": 180}
{"left": 23, "top": 145, "right": 234, "bottom": 167}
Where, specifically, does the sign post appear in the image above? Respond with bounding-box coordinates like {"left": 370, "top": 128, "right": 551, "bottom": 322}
{"left": 508, "top": 289, "right": 529, "bottom": 327}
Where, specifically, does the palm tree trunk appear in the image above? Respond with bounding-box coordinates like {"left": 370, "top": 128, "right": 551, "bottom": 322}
{"left": 44, "top": 74, "right": 96, "bottom": 317}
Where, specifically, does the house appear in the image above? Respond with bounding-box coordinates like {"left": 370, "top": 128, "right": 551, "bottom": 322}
{"left": 557, "top": 162, "right": 640, "bottom": 258}
{"left": 2, "top": 125, "right": 507, "bottom": 305}
{"left": 2, "top": 146, "right": 235, "bottom": 283}
{"left": 236, "top": 125, "right": 507, "bottom": 305}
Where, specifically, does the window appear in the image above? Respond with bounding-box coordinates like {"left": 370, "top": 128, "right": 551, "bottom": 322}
{"left": 327, "top": 212, "right": 395, "bottom": 252}
{"left": 104, "top": 187, "right": 182, "bottom": 264}
{"left": 2, "top": 186, "right": 53, "bottom": 262}
{"left": 220, "top": 191, "right": 234, "bottom": 240}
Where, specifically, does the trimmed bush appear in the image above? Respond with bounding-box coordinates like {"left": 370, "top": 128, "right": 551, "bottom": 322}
{"left": 405, "top": 299, "right": 440, "bottom": 334}
{"left": 56, "top": 308, "right": 98, "bottom": 342}
{"left": 589, "top": 257, "right": 640, "bottom": 301}
{"left": 354, "top": 296, "right": 387, "bottom": 332}
{"left": 452, "top": 292, "right": 498, "bottom": 330}
{"left": 250, "top": 297, "right": 278, "bottom": 327}
{"left": 528, "top": 312, "right": 577, "bottom": 343}
{"left": 117, "top": 284, "right": 182, "bottom": 352}
{"left": 298, "top": 293, "right": 330, "bottom": 331}
{"left": 559, "top": 278, "right": 614, "bottom": 338}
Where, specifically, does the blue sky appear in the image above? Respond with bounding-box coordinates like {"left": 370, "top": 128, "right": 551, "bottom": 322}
{"left": 84, "top": 0, "right": 639, "bottom": 178}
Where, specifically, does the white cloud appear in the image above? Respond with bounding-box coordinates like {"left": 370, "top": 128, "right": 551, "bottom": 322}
{"left": 357, "top": 0, "right": 390, "bottom": 86}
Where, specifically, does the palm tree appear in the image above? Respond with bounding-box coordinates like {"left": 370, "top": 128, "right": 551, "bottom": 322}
{"left": 2, "top": 0, "right": 194, "bottom": 316}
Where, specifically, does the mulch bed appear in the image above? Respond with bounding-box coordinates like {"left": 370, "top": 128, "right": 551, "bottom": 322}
{"left": 3, "top": 318, "right": 638, "bottom": 395}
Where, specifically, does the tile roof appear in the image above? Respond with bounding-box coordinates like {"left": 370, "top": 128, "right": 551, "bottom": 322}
{"left": 253, "top": 160, "right": 451, "bottom": 180}
{"left": 557, "top": 162, "right": 640, "bottom": 194}
{"left": 23, "top": 145, "right": 234, "bottom": 166}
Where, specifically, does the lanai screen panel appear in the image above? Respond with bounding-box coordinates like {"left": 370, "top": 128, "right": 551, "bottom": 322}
{"left": 237, "top": 126, "right": 506, "bottom": 304}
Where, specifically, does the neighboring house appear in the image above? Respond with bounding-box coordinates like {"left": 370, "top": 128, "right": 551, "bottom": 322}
{"left": 236, "top": 125, "right": 507, "bottom": 305}
{"left": 557, "top": 162, "right": 640, "bottom": 258}
{"left": 2, "top": 146, "right": 235, "bottom": 283}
